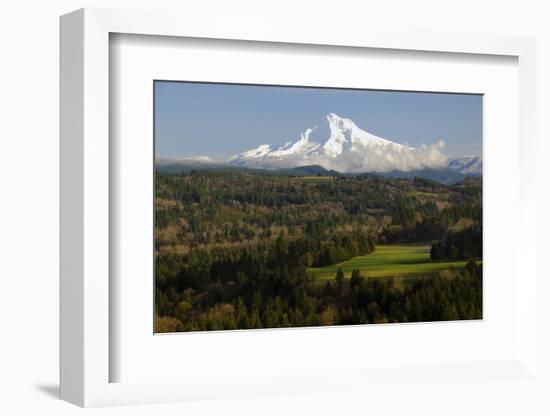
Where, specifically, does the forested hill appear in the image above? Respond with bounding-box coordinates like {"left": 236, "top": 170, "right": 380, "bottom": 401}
{"left": 155, "top": 170, "right": 481, "bottom": 251}
{"left": 154, "top": 169, "right": 481, "bottom": 332}
{"left": 155, "top": 162, "right": 472, "bottom": 185}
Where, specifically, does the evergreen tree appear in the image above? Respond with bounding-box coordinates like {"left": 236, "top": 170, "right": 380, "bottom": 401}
{"left": 335, "top": 268, "right": 345, "bottom": 294}
{"left": 350, "top": 269, "right": 364, "bottom": 291}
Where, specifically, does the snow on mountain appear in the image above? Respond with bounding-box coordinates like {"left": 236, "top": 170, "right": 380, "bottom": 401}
{"left": 270, "top": 128, "right": 321, "bottom": 157}
{"left": 229, "top": 113, "right": 448, "bottom": 173}
{"left": 156, "top": 155, "right": 217, "bottom": 166}
{"left": 448, "top": 156, "right": 482, "bottom": 175}
{"left": 238, "top": 144, "right": 273, "bottom": 160}
{"left": 323, "top": 112, "right": 409, "bottom": 157}
{"left": 183, "top": 155, "right": 214, "bottom": 163}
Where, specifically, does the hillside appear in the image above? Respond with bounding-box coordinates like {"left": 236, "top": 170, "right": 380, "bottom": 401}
{"left": 155, "top": 169, "right": 482, "bottom": 332}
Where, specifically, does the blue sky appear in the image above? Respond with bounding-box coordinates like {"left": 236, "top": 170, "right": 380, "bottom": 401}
{"left": 155, "top": 81, "right": 482, "bottom": 159}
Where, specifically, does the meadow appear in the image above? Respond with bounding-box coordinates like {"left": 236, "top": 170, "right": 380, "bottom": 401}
{"left": 307, "top": 243, "right": 473, "bottom": 280}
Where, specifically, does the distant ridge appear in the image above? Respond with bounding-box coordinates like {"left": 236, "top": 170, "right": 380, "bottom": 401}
{"left": 448, "top": 155, "right": 482, "bottom": 176}
{"left": 285, "top": 165, "right": 340, "bottom": 176}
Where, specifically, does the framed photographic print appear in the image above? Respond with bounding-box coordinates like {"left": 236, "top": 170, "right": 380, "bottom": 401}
{"left": 60, "top": 8, "right": 539, "bottom": 408}
{"left": 153, "top": 81, "right": 483, "bottom": 333}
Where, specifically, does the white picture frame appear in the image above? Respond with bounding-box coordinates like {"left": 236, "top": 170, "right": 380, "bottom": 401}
{"left": 60, "top": 7, "right": 538, "bottom": 408}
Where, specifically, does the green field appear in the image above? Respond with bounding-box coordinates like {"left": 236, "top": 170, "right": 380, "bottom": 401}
{"left": 307, "top": 243, "right": 474, "bottom": 280}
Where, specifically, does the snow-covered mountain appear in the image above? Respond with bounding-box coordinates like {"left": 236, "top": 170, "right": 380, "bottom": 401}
{"left": 448, "top": 156, "right": 482, "bottom": 176}
{"left": 157, "top": 113, "right": 482, "bottom": 183}
{"left": 228, "top": 113, "right": 449, "bottom": 173}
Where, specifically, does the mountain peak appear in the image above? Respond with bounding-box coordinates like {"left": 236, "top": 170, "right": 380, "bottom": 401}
{"left": 228, "top": 114, "right": 450, "bottom": 173}
{"left": 326, "top": 112, "right": 349, "bottom": 121}
{"left": 326, "top": 113, "right": 357, "bottom": 130}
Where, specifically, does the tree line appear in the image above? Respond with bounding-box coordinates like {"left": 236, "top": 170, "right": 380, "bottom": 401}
{"left": 156, "top": 260, "right": 482, "bottom": 332}
{"left": 430, "top": 224, "right": 482, "bottom": 260}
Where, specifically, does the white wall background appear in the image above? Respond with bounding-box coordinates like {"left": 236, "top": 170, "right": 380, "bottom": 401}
{"left": 0, "top": 0, "right": 548, "bottom": 415}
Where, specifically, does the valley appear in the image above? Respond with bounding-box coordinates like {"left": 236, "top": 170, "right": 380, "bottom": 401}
{"left": 154, "top": 168, "right": 482, "bottom": 332}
